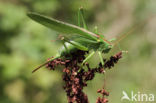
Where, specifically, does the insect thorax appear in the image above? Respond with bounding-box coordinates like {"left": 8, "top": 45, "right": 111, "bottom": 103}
{"left": 98, "top": 42, "right": 112, "bottom": 53}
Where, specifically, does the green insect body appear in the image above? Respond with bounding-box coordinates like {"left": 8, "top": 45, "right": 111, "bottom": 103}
{"left": 28, "top": 8, "right": 115, "bottom": 73}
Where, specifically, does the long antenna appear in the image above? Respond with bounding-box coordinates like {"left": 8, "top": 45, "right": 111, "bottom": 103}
{"left": 113, "top": 23, "right": 140, "bottom": 46}
{"left": 113, "top": 16, "right": 152, "bottom": 46}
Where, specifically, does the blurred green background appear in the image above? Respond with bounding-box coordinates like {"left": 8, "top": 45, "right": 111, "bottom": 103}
{"left": 0, "top": 0, "right": 156, "bottom": 103}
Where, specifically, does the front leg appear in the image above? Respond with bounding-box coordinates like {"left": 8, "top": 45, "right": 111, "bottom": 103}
{"left": 98, "top": 51, "right": 104, "bottom": 66}
{"left": 82, "top": 51, "right": 95, "bottom": 65}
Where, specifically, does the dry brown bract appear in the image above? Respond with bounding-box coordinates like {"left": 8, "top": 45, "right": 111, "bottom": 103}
{"left": 46, "top": 50, "right": 122, "bottom": 103}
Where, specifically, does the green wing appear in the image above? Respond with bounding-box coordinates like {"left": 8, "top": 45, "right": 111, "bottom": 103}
{"left": 27, "top": 12, "right": 98, "bottom": 41}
